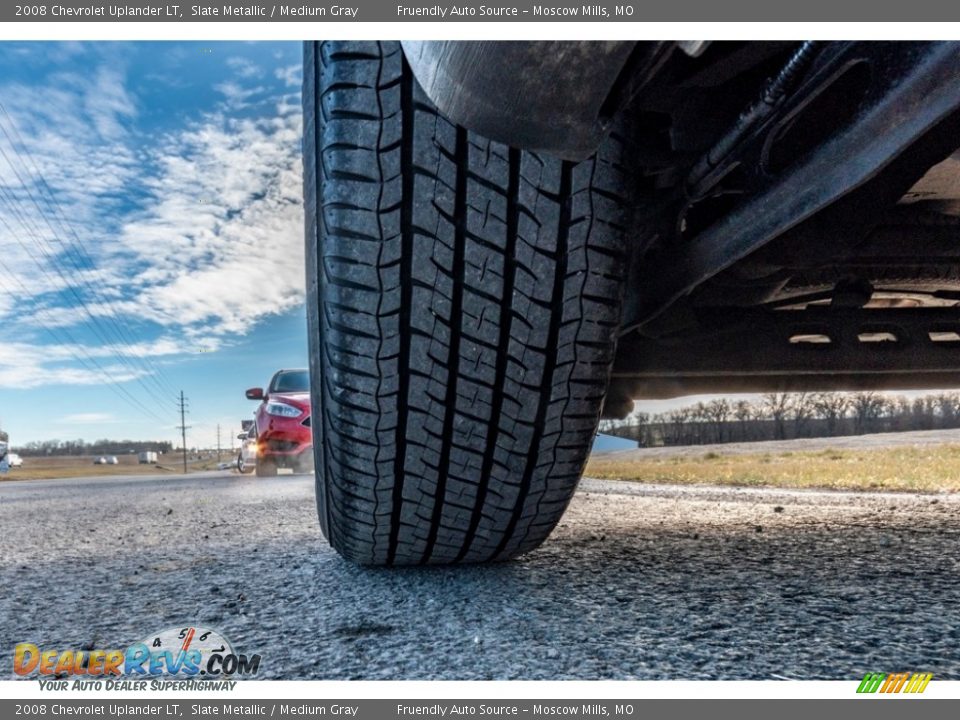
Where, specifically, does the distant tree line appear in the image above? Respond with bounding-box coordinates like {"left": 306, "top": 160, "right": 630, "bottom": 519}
{"left": 13, "top": 439, "right": 174, "bottom": 457}
{"left": 599, "top": 391, "right": 960, "bottom": 447}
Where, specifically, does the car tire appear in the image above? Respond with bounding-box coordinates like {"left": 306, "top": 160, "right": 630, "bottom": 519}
{"left": 237, "top": 453, "right": 254, "bottom": 475}
{"left": 304, "top": 40, "right": 629, "bottom": 565}
{"left": 255, "top": 457, "right": 277, "bottom": 478}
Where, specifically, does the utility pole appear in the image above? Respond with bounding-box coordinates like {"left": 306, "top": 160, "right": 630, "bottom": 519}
{"left": 177, "top": 391, "right": 191, "bottom": 474}
{"left": 216, "top": 424, "right": 221, "bottom": 461}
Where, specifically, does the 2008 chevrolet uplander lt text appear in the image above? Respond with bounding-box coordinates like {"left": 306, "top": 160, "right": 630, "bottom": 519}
{"left": 302, "top": 40, "right": 960, "bottom": 565}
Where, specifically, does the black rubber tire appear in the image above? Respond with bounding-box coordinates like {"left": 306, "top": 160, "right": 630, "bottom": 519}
{"left": 237, "top": 453, "right": 254, "bottom": 475}
{"left": 255, "top": 457, "right": 277, "bottom": 478}
{"left": 303, "top": 41, "right": 629, "bottom": 565}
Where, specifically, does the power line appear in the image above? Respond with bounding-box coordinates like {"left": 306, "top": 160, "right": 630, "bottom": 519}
{"left": 0, "top": 110, "right": 182, "bottom": 402}
{"left": 0, "top": 201, "right": 178, "bottom": 416}
{"left": 0, "top": 183, "right": 173, "bottom": 403}
{"left": 0, "top": 180, "right": 182, "bottom": 404}
{"left": 0, "top": 104, "right": 182, "bottom": 400}
{"left": 0, "top": 266, "right": 170, "bottom": 425}
{"left": 0, "top": 269, "right": 169, "bottom": 425}
{"left": 0, "top": 160, "right": 180, "bottom": 406}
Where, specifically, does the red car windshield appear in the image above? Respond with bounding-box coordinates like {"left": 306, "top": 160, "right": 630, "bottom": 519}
{"left": 270, "top": 370, "right": 310, "bottom": 393}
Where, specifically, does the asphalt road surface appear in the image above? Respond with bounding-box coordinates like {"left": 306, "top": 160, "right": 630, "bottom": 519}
{"left": 2, "top": 471, "right": 959, "bottom": 680}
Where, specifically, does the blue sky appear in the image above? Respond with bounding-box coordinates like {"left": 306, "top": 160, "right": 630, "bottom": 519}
{"left": 0, "top": 41, "right": 306, "bottom": 449}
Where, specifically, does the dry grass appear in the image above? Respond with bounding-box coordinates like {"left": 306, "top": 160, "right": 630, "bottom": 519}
{"left": 585, "top": 444, "right": 960, "bottom": 492}
{"left": 10, "top": 445, "right": 960, "bottom": 492}
{"left": 1, "top": 454, "right": 229, "bottom": 481}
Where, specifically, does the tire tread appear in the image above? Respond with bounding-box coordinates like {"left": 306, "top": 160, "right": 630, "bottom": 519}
{"left": 304, "top": 41, "right": 628, "bottom": 565}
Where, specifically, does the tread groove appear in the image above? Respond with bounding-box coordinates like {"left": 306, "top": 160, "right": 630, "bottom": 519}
{"left": 370, "top": 41, "right": 388, "bottom": 559}
{"left": 420, "top": 125, "right": 469, "bottom": 564}
{"left": 385, "top": 55, "right": 415, "bottom": 567}
{"left": 491, "top": 160, "right": 574, "bottom": 562}
{"left": 455, "top": 147, "right": 521, "bottom": 562}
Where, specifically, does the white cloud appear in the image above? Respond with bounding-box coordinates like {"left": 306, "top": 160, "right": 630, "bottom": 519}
{"left": 0, "top": 360, "right": 148, "bottom": 389}
{"left": 117, "top": 104, "right": 304, "bottom": 335}
{"left": 214, "top": 81, "right": 268, "bottom": 110}
{"left": 227, "top": 56, "right": 263, "bottom": 79}
{"left": 275, "top": 64, "right": 301, "bottom": 88}
{"left": 0, "top": 64, "right": 139, "bottom": 302}
{"left": 0, "top": 46, "right": 304, "bottom": 391}
{"left": 85, "top": 66, "right": 137, "bottom": 140}
{"left": 0, "top": 337, "right": 190, "bottom": 389}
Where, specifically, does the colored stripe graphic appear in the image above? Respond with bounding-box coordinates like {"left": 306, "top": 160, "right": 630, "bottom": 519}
{"left": 881, "top": 672, "right": 909, "bottom": 693}
{"left": 857, "top": 672, "right": 932, "bottom": 693}
{"left": 857, "top": 673, "right": 886, "bottom": 693}
{"left": 904, "top": 673, "right": 933, "bottom": 693}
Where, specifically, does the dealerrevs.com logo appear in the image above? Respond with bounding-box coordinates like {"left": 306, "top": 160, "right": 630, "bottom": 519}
{"left": 14, "top": 626, "right": 260, "bottom": 688}
{"left": 857, "top": 672, "right": 933, "bottom": 694}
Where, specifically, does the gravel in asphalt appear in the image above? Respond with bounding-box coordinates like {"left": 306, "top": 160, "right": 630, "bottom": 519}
{"left": 1, "top": 472, "right": 958, "bottom": 680}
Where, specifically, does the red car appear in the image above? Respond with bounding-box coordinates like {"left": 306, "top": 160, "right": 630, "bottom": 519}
{"left": 245, "top": 369, "right": 313, "bottom": 477}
